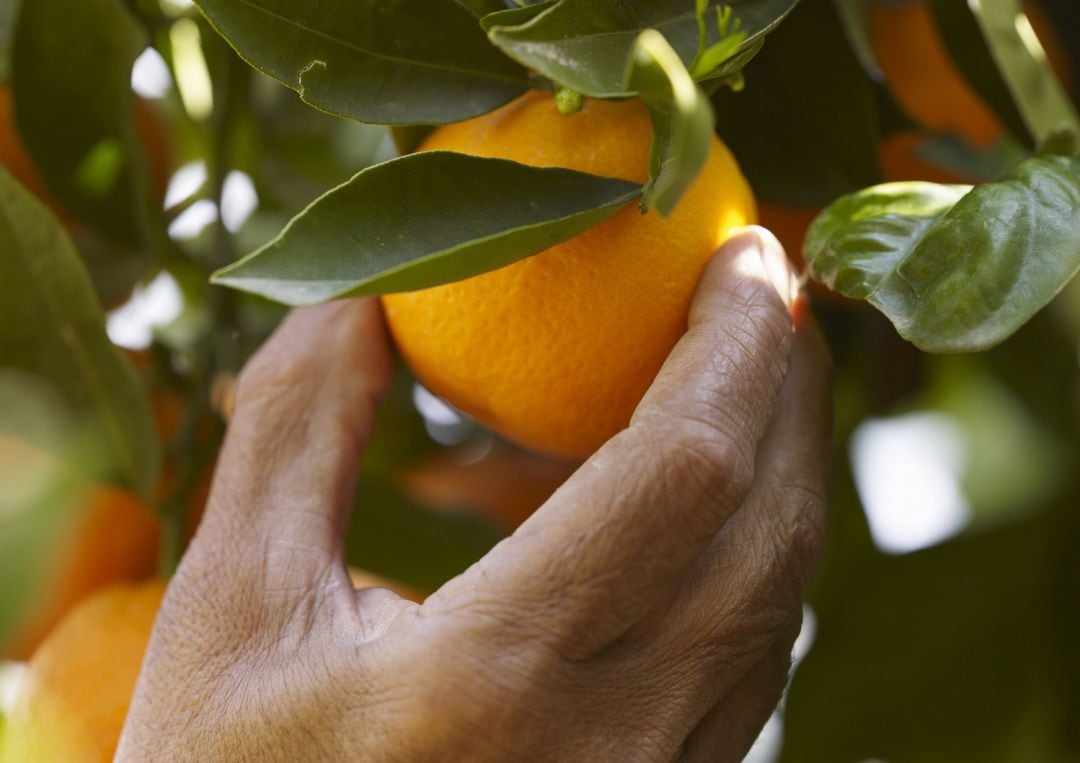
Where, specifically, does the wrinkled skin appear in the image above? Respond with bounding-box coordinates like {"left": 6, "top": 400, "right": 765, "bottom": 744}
{"left": 119, "top": 228, "right": 831, "bottom": 762}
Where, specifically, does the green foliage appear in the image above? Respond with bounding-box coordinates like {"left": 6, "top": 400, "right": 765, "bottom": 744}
{"left": 487, "top": 0, "right": 795, "bottom": 97}
{"left": 624, "top": 29, "right": 715, "bottom": 217}
{"left": 712, "top": 0, "right": 882, "bottom": 206}
{"left": 0, "top": 166, "right": 159, "bottom": 498}
{"left": 192, "top": 0, "right": 530, "bottom": 125}
{"left": 805, "top": 154, "right": 1080, "bottom": 352}
{"left": 11, "top": 0, "right": 155, "bottom": 300}
{"left": 212, "top": 152, "right": 640, "bottom": 305}
{"left": 3, "top": 0, "right": 1080, "bottom": 757}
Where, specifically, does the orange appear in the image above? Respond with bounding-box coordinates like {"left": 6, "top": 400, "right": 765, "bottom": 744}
{"left": 0, "top": 437, "right": 161, "bottom": 660}
{"left": 382, "top": 92, "right": 756, "bottom": 458}
{"left": 877, "top": 129, "right": 981, "bottom": 184}
{"left": 0, "top": 580, "right": 165, "bottom": 763}
{"left": 402, "top": 443, "right": 576, "bottom": 530}
{"left": 869, "top": 0, "right": 1072, "bottom": 148}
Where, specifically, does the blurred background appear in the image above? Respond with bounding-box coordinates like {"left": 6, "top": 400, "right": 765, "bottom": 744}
{"left": 1, "top": 0, "right": 1079, "bottom": 760}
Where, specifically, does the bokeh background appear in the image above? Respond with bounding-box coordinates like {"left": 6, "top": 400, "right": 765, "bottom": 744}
{"left": 1, "top": 0, "right": 1079, "bottom": 760}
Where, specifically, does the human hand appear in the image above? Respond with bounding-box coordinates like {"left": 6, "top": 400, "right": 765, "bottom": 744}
{"left": 118, "top": 227, "right": 831, "bottom": 762}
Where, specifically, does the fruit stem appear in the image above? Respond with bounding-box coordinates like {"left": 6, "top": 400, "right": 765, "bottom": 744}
{"left": 555, "top": 87, "right": 584, "bottom": 115}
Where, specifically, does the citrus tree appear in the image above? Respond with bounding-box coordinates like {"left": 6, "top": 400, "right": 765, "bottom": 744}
{"left": 1, "top": 0, "right": 1079, "bottom": 760}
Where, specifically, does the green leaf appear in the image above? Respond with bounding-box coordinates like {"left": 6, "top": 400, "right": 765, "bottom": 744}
{"left": 212, "top": 151, "right": 641, "bottom": 306}
{"left": 193, "top": 0, "right": 530, "bottom": 125}
{"left": 954, "top": 0, "right": 1080, "bottom": 144}
{"left": 805, "top": 154, "right": 1080, "bottom": 353}
{"left": 930, "top": 0, "right": 1043, "bottom": 147}
{"left": 712, "top": 0, "right": 882, "bottom": 206}
{"left": 0, "top": 166, "right": 160, "bottom": 499}
{"left": 624, "top": 30, "right": 715, "bottom": 217}
{"left": 11, "top": 0, "right": 152, "bottom": 251}
{"left": 455, "top": 0, "right": 506, "bottom": 17}
{"left": 488, "top": 0, "right": 797, "bottom": 98}
{"left": 831, "top": 0, "right": 879, "bottom": 76}
{"left": 479, "top": 1, "right": 558, "bottom": 32}
{"left": 0, "top": 0, "right": 18, "bottom": 80}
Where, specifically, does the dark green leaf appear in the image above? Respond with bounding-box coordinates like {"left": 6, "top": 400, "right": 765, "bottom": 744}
{"left": 712, "top": 0, "right": 882, "bottom": 206}
{"left": 480, "top": 1, "right": 557, "bottom": 32}
{"left": 455, "top": 0, "right": 506, "bottom": 17}
{"left": 831, "top": 0, "right": 878, "bottom": 76}
{"left": 0, "top": 166, "right": 160, "bottom": 499}
{"left": 805, "top": 154, "right": 1080, "bottom": 352}
{"left": 391, "top": 125, "right": 436, "bottom": 156}
{"left": 930, "top": 0, "right": 1027, "bottom": 144}
{"left": 488, "top": 0, "right": 797, "bottom": 97}
{"left": 212, "top": 151, "right": 641, "bottom": 305}
{"left": 193, "top": 0, "right": 530, "bottom": 125}
{"left": 12, "top": 0, "right": 152, "bottom": 250}
{"left": 963, "top": 0, "right": 1079, "bottom": 143}
{"left": 0, "top": 0, "right": 17, "bottom": 80}
{"left": 345, "top": 480, "right": 504, "bottom": 593}
{"left": 624, "top": 30, "right": 714, "bottom": 217}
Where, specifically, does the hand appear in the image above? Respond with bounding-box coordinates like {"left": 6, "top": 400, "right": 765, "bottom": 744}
{"left": 118, "top": 228, "right": 831, "bottom": 762}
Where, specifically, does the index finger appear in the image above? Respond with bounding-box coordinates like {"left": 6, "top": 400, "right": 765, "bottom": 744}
{"left": 434, "top": 228, "right": 801, "bottom": 651}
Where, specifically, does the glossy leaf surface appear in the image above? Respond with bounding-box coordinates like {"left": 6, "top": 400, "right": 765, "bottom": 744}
{"left": 488, "top": 0, "right": 797, "bottom": 97}
{"left": 624, "top": 30, "right": 715, "bottom": 217}
{"left": 213, "top": 152, "right": 641, "bottom": 305}
{"left": 806, "top": 155, "right": 1080, "bottom": 352}
{"left": 194, "top": 0, "right": 530, "bottom": 124}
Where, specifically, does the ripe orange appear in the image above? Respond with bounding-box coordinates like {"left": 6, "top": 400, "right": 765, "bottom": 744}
{"left": 382, "top": 92, "right": 756, "bottom": 458}
{"left": 402, "top": 443, "right": 576, "bottom": 530}
{"left": 869, "top": 0, "right": 1072, "bottom": 148}
{"left": 0, "top": 580, "right": 165, "bottom": 763}
{"left": 877, "top": 129, "right": 981, "bottom": 184}
{"left": 0, "top": 437, "right": 161, "bottom": 661}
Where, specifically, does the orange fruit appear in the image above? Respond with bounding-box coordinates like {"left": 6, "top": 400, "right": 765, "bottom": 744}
{"left": 877, "top": 129, "right": 982, "bottom": 184}
{"left": 869, "top": 0, "right": 1072, "bottom": 148}
{"left": 402, "top": 443, "right": 576, "bottom": 530}
{"left": 0, "top": 437, "right": 161, "bottom": 661}
{"left": 0, "top": 580, "right": 165, "bottom": 763}
{"left": 382, "top": 92, "right": 756, "bottom": 458}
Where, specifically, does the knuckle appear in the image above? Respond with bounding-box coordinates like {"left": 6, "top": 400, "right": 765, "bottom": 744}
{"left": 662, "top": 419, "right": 756, "bottom": 526}
{"left": 767, "top": 483, "right": 827, "bottom": 590}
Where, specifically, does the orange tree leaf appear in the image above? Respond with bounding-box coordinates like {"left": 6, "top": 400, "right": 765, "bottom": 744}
{"left": 0, "top": 166, "right": 159, "bottom": 498}
{"left": 487, "top": 0, "right": 797, "bottom": 97}
{"left": 11, "top": 0, "right": 154, "bottom": 259}
{"left": 804, "top": 154, "right": 1080, "bottom": 352}
{"left": 193, "top": 0, "right": 531, "bottom": 125}
{"left": 211, "top": 151, "right": 641, "bottom": 305}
